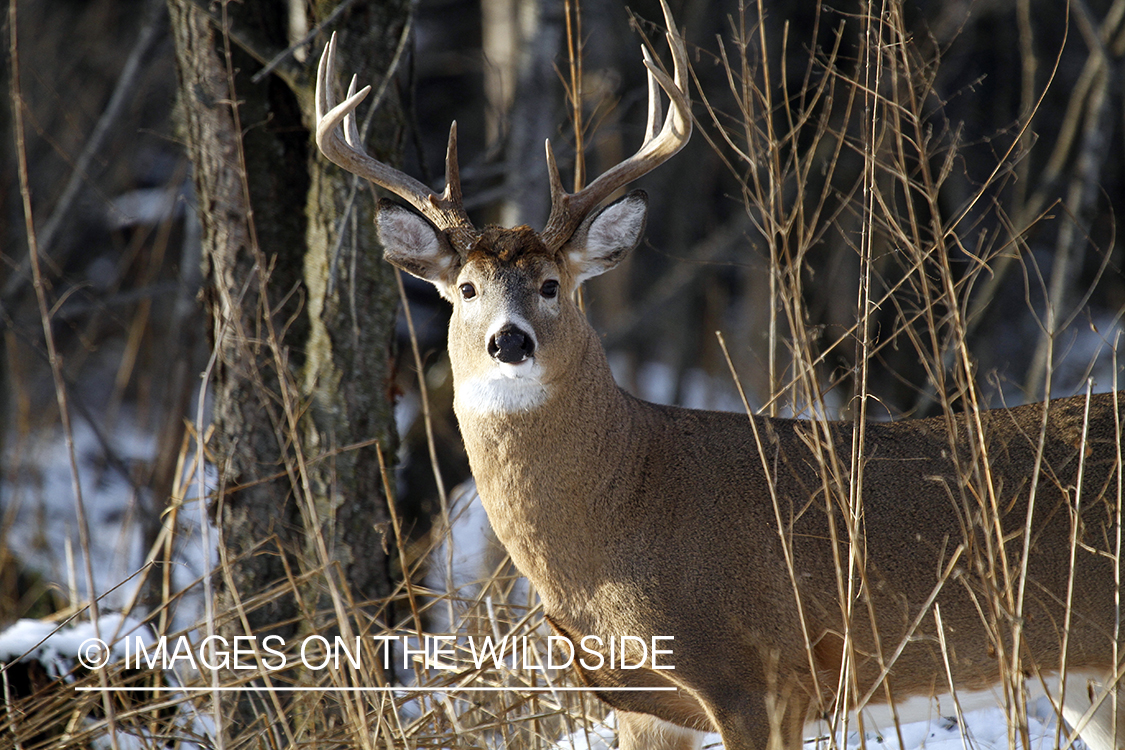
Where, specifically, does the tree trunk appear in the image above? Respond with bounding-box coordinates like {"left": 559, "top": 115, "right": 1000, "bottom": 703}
{"left": 167, "top": 0, "right": 407, "bottom": 740}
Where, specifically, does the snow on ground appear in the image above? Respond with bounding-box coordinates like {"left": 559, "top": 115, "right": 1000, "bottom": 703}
{"left": 0, "top": 614, "right": 215, "bottom": 748}
{"left": 1, "top": 410, "right": 1102, "bottom": 750}
{"left": 1, "top": 416, "right": 214, "bottom": 634}
{"left": 5, "top": 327, "right": 1121, "bottom": 748}
{"left": 0, "top": 613, "right": 150, "bottom": 670}
{"left": 556, "top": 699, "right": 1074, "bottom": 750}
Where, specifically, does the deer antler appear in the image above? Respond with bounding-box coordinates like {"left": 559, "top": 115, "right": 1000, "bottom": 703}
{"left": 539, "top": 0, "right": 692, "bottom": 252}
{"left": 315, "top": 33, "right": 479, "bottom": 254}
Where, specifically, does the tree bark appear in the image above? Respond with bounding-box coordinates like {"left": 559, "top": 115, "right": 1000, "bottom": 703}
{"left": 167, "top": 0, "right": 406, "bottom": 739}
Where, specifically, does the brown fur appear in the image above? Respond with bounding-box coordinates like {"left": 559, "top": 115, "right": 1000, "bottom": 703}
{"left": 469, "top": 225, "right": 553, "bottom": 262}
{"left": 448, "top": 238, "right": 1124, "bottom": 750}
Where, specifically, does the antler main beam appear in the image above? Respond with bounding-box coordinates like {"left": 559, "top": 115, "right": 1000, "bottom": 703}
{"left": 315, "top": 33, "right": 479, "bottom": 254}
{"left": 539, "top": 0, "right": 693, "bottom": 251}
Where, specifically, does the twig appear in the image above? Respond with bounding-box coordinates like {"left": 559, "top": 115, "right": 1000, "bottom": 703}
{"left": 1053, "top": 380, "right": 1095, "bottom": 750}
{"left": 562, "top": 0, "right": 585, "bottom": 192}
{"left": 8, "top": 4, "right": 120, "bottom": 745}
{"left": 1, "top": 0, "right": 168, "bottom": 305}
{"left": 395, "top": 270, "right": 452, "bottom": 625}
{"left": 934, "top": 605, "right": 974, "bottom": 750}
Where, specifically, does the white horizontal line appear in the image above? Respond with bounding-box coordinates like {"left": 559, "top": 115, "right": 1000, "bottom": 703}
{"left": 75, "top": 686, "right": 677, "bottom": 693}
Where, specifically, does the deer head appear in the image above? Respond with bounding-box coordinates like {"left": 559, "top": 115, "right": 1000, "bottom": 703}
{"left": 314, "top": 1, "right": 690, "bottom": 413}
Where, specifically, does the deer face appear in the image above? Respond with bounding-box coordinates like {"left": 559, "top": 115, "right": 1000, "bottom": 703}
{"left": 377, "top": 193, "right": 648, "bottom": 414}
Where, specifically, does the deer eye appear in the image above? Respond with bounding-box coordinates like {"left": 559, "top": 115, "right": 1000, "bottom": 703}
{"left": 459, "top": 283, "right": 477, "bottom": 300}
{"left": 540, "top": 279, "right": 560, "bottom": 299}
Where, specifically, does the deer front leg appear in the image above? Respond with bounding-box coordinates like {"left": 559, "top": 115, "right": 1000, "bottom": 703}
{"left": 696, "top": 678, "right": 812, "bottom": 750}
{"left": 617, "top": 712, "right": 704, "bottom": 750}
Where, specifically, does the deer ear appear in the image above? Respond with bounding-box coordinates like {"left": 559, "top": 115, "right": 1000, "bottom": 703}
{"left": 377, "top": 200, "right": 461, "bottom": 297}
{"left": 564, "top": 190, "right": 648, "bottom": 286}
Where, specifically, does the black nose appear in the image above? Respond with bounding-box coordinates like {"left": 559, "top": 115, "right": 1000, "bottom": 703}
{"left": 488, "top": 325, "right": 535, "bottom": 363}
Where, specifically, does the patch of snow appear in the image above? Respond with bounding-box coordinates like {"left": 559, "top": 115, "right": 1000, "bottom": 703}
{"left": 0, "top": 615, "right": 215, "bottom": 749}
{"left": 0, "top": 613, "right": 150, "bottom": 671}
{"left": 555, "top": 704, "right": 1080, "bottom": 750}
{"left": 2, "top": 416, "right": 216, "bottom": 633}
{"left": 424, "top": 479, "right": 534, "bottom": 630}
{"left": 108, "top": 185, "right": 185, "bottom": 230}
{"left": 829, "top": 702, "right": 1076, "bottom": 750}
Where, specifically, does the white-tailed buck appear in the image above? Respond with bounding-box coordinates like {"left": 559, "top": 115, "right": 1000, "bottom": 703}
{"left": 316, "top": 4, "right": 1124, "bottom": 749}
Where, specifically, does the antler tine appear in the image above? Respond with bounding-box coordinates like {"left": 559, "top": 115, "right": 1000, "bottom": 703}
{"left": 314, "top": 33, "right": 478, "bottom": 252}
{"left": 643, "top": 49, "right": 662, "bottom": 142}
{"left": 343, "top": 75, "right": 362, "bottom": 148}
{"left": 540, "top": 0, "right": 692, "bottom": 251}
{"left": 442, "top": 122, "right": 463, "bottom": 206}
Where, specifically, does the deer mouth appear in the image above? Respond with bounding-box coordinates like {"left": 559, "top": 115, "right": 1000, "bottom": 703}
{"left": 493, "top": 358, "right": 541, "bottom": 380}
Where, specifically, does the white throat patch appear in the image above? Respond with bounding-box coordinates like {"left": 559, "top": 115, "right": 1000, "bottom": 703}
{"left": 455, "top": 360, "right": 549, "bottom": 414}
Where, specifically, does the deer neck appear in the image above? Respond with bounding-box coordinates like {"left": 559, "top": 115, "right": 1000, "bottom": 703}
{"left": 453, "top": 326, "right": 638, "bottom": 611}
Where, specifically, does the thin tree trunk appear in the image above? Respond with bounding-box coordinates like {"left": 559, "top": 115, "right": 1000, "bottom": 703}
{"left": 167, "top": 0, "right": 407, "bottom": 740}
